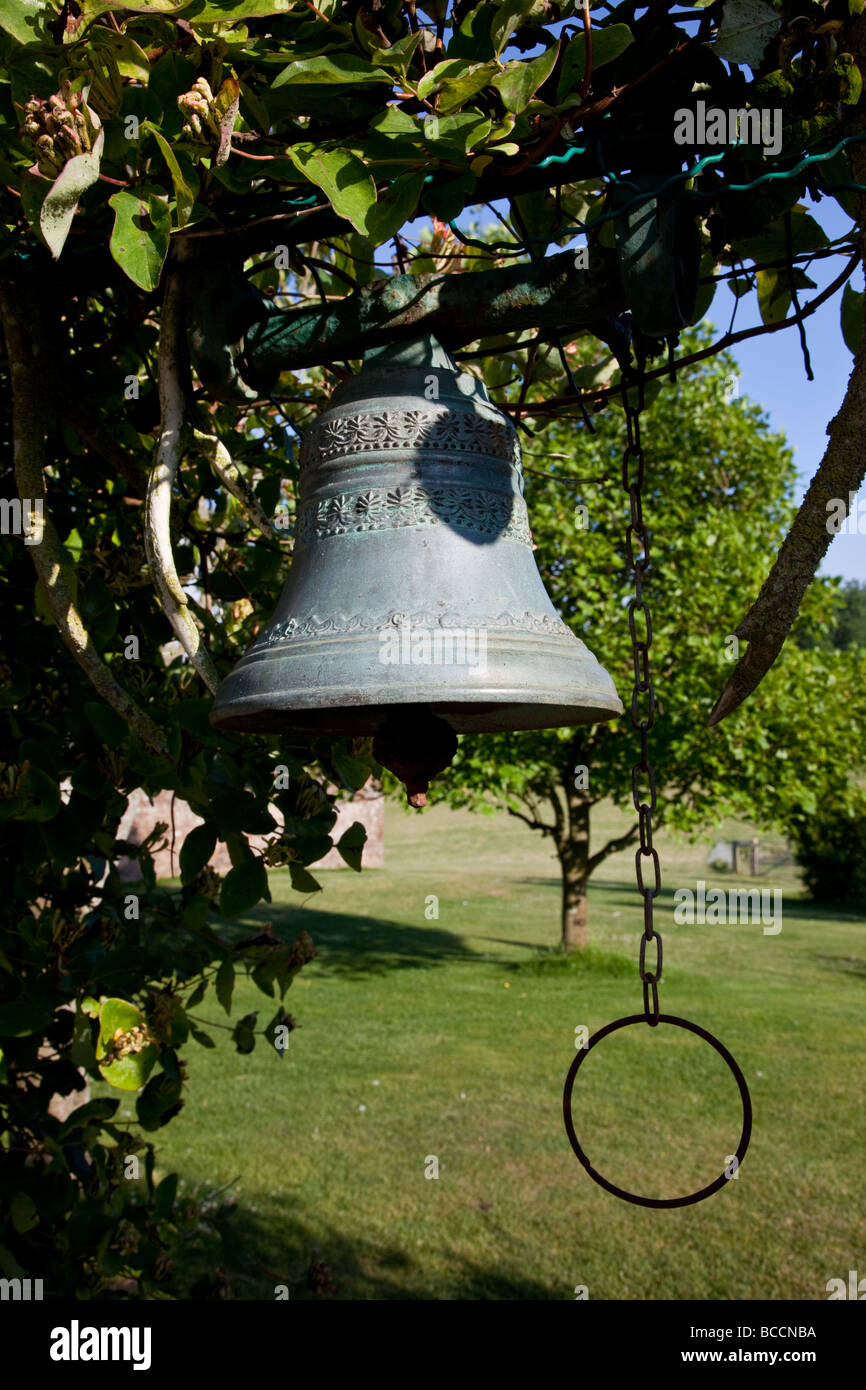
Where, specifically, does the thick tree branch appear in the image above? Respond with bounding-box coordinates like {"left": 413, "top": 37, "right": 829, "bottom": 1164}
{"left": 144, "top": 263, "right": 219, "bottom": 694}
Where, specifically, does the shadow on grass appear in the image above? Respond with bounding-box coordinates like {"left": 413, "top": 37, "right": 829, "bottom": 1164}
{"left": 771, "top": 896, "right": 866, "bottom": 921}
{"left": 239, "top": 903, "right": 496, "bottom": 977}
{"left": 178, "top": 1191, "right": 562, "bottom": 1302}
{"left": 516, "top": 878, "right": 866, "bottom": 928}
{"left": 811, "top": 952, "right": 866, "bottom": 979}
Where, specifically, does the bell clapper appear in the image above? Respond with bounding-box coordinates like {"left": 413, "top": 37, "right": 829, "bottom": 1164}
{"left": 372, "top": 707, "right": 458, "bottom": 809}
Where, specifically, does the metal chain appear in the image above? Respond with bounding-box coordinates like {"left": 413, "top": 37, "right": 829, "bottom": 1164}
{"left": 621, "top": 347, "right": 662, "bottom": 1026}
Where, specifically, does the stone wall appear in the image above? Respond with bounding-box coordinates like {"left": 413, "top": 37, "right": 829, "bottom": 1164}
{"left": 115, "top": 780, "right": 384, "bottom": 881}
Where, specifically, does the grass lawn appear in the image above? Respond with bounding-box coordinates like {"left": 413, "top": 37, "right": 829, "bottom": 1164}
{"left": 132, "top": 799, "right": 866, "bottom": 1300}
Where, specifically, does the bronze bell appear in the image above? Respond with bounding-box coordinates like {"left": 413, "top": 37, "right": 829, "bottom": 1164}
{"left": 211, "top": 336, "right": 622, "bottom": 804}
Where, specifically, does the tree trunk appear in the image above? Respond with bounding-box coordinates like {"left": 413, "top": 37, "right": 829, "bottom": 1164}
{"left": 559, "top": 798, "right": 591, "bottom": 951}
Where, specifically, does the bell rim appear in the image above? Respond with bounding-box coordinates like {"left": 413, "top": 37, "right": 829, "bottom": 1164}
{"left": 210, "top": 690, "right": 623, "bottom": 736}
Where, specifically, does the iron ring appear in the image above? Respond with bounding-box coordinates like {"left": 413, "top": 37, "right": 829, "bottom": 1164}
{"left": 563, "top": 1013, "right": 752, "bottom": 1209}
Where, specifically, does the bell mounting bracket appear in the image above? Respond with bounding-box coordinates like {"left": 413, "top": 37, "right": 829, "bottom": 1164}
{"left": 183, "top": 182, "right": 701, "bottom": 398}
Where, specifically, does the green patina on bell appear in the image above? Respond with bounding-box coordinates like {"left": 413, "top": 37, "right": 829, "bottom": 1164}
{"left": 210, "top": 335, "right": 622, "bottom": 804}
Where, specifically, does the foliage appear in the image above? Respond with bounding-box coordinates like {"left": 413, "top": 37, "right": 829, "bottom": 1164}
{"left": 798, "top": 578, "right": 866, "bottom": 651}
{"left": 788, "top": 789, "right": 866, "bottom": 902}
{"left": 0, "top": 0, "right": 860, "bottom": 346}
{"left": 0, "top": 257, "right": 374, "bottom": 1294}
{"left": 0, "top": 0, "right": 864, "bottom": 1293}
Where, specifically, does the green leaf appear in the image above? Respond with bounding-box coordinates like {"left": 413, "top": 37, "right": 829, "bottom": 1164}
{"left": 186, "top": 979, "right": 208, "bottom": 1009}
{"left": 40, "top": 126, "right": 105, "bottom": 260}
{"left": 756, "top": 265, "right": 815, "bottom": 326}
{"left": 287, "top": 144, "right": 377, "bottom": 235}
{"left": 154, "top": 1173, "right": 178, "bottom": 1219}
{"left": 557, "top": 25, "right": 634, "bottom": 102}
{"left": 692, "top": 251, "right": 717, "bottom": 323}
{"left": 97, "top": 998, "right": 158, "bottom": 1092}
{"left": 289, "top": 862, "right": 322, "bottom": 894}
{"left": 841, "top": 283, "right": 863, "bottom": 356}
{"left": 185, "top": 0, "right": 295, "bottom": 15}
{"left": 0, "top": 1002, "right": 51, "bottom": 1037}
{"left": 272, "top": 54, "right": 393, "bottom": 87}
{"left": 490, "top": 0, "right": 537, "bottom": 59}
{"left": 136, "top": 1071, "right": 183, "bottom": 1131}
{"left": 512, "top": 188, "right": 558, "bottom": 244}
{"left": 713, "top": 0, "right": 781, "bottom": 69}
{"left": 815, "top": 149, "right": 857, "bottom": 218}
{"left": 421, "top": 168, "right": 476, "bottom": 222}
{"left": 220, "top": 857, "right": 268, "bottom": 916}
{"left": 365, "top": 169, "right": 426, "bottom": 245}
{"left": 427, "top": 111, "right": 491, "bottom": 152}
{"left": 108, "top": 189, "right": 171, "bottom": 291}
{"left": 10, "top": 1193, "right": 39, "bottom": 1235}
{"left": 179, "top": 822, "right": 217, "bottom": 883}
{"left": 370, "top": 106, "right": 420, "bottom": 137}
{"left": 251, "top": 957, "right": 276, "bottom": 997}
{"left": 231, "top": 1011, "right": 257, "bottom": 1054}
{"left": 336, "top": 821, "right": 366, "bottom": 872}
{"left": 56, "top": 1097, "right": 119, "bottom": 1139}
{"left": 264, "top": 1005, "right": 294, "bottom": 1055}
{"left": 447, "top": 0, "right": 496, "bottom": 61}
{"left": 732, "top": 207, "right": 829, "bottom": 263}
{"left": 14, "top": 764, "right": 61, "bottom": 823}
{"left": 492, "top": 45, "right": 558, "bottom": 114}
{"left": 839, "top": 57, "right": 862, "bottom": 106}
{"left": 80, "top": 0, "right": 202, "bottom": 20}
{"left": 189, "top": 1022, "right": 216, "bottom": 1048}
{"left": 83, "top": 701, "right": 128, "bottom": 748}
{"left": 89, "top": 26, "right": 151, "bottom": 80}
{"left": 142, "top": 121, "right": 197, "bottom": 227}
{"left": 216, "top": 958, "right": 235, "bottom": 1015}
{"left": 331, "top": 746, "right": 371, "bottom": 792}
{"left": 360, "top": 28, "right": 423, "bottom": 77}
{"left": 70, "top": 1006, "right": 98, "bottom": 1072}
{"left": 417, "top": 59, "right": 498, "bottom": 113}
{"left": 20, "top": 174, "right": 49, "bottom": 250}
{"left": 0, "top": 0, "right": 47, "bottom": 45}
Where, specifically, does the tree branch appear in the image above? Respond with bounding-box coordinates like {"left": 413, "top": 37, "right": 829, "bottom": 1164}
{"left": 509, "top": 251, "right": 860, "bottom": 416}
{"left": 549, "top": 783, "right": 567, "bottom": 849}
{"left": 0, "top": 279, "right": 169, "bottom": 758}
{"left": 193, "top": 430, "right": 280, "bottom": 541}
{"left": 506, "top": 804, "right": 556, "bottom": 835}
{"left": 587, "top": 822, "right": 639, "bottom": 875}
{"left": 144, "top": 262, "right": 219, "bottom": 694}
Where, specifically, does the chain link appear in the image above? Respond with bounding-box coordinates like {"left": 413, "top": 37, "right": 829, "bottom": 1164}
{"left": 622, "top": 357, "right": 662, "bottom": 1027}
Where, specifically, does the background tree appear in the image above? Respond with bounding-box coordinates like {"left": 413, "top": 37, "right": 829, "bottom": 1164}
{"left": 798, "top": 578, "right": 866, "bottom": 650}
{"left": 433, "top": 334, "right": 866, "bottom": 947}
